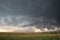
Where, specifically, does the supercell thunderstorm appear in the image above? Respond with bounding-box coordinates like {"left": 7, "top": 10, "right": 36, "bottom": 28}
{"left": 0, "top": 0, "right": 59, "bottom": 32}
{"left": 0, "top": 15, "right": 59, "bottom": 32}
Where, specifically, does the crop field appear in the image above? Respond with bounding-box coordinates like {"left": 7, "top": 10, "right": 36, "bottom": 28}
{"left": 0, "top": 32, "right": 60, "bottom": 40}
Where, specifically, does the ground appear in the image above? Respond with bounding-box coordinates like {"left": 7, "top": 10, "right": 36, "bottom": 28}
{"left": 0, "top": 32, "right": 60, "bottom": 40}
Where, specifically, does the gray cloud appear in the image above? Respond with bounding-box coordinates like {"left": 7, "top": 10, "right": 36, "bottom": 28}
{"left": 0, "top": 15, "right": 57, "bottom": 28}
{"left": 0, "top": 0, "right": 58, "bottom": 16}
{"left": 0, "top": 0, "right": 59, "bottom": 32}
{"left": 0, "top": 15, "right": 58, "bottom": 32}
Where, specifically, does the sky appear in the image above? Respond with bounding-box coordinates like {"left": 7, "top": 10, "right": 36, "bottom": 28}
{"left": 0, "top": 0, "right": 60, "bottom": 32}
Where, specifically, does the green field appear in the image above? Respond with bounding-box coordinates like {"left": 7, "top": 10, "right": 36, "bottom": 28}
{"left": 0, "top": 36, "right": 60, "bottom": 40}
{"left": 0, "top": 32, "right": 60, "bottom": 40}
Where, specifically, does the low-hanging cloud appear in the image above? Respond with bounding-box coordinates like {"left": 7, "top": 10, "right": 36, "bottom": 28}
{"left": 0, "top": 15, "right": 59, "bottom": 32}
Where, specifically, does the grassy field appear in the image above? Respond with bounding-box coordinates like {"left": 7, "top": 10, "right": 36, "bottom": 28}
{"left": 0, "top": 32, "right": 60, "bottom": 40}
{"left": 0, "top": 36, "right": 60, "bottom": 40}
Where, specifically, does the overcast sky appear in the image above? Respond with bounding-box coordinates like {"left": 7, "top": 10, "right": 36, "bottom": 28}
{"left": 0, "top": 0, "right": 60, "bottom": 27}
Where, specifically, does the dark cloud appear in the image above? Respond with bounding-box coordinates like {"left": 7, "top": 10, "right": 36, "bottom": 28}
{"left": 0, "top": 0, "right": 60, "bottom": 32}
{"left": 0, "top": 0, "right": 60, "bottom": 26}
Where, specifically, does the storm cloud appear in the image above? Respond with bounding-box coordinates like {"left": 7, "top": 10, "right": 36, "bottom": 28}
{"left": 0, "top": 0, "right": 60, "bottom": 32}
